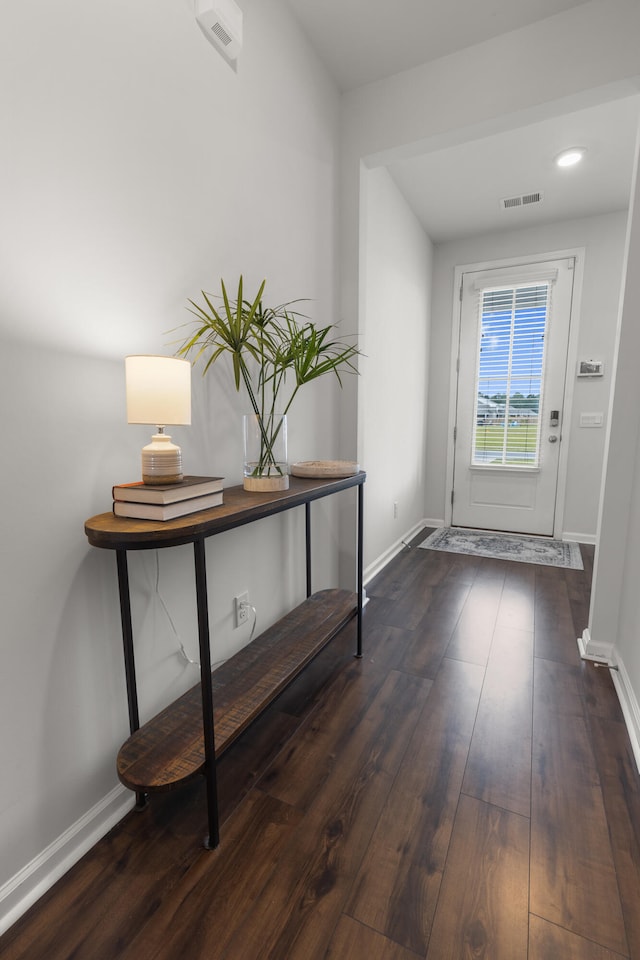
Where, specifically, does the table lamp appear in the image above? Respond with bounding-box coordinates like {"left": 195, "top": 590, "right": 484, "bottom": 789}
{"left": 125, "top": 356, "right": 192, "bottom": 484}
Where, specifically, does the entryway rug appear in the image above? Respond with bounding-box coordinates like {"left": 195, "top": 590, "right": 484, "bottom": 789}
{"left": 419, "top": 526, "right": 583, "bottom": 569}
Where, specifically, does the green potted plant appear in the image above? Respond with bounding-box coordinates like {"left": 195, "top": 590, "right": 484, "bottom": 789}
{"left": 177, "top": 277, "right": 361, "bottom": 490}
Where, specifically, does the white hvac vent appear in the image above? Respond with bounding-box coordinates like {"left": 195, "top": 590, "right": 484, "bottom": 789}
{"left": 212, "top": 21, "right": 233, "bottom": 47}
{"left": 501, "top": 192, "right": 544, "bottom": 210}
{"left": 195, "top": 0, "right": 243, "bottom": 61}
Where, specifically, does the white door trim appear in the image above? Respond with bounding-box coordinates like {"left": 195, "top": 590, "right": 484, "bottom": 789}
{"left": 444, "top": 247, "right": 585, "bottom": 538}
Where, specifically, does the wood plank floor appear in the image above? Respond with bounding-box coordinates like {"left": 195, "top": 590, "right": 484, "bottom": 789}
{"left": 3, "top": 530, "right": 640, "bottom": 959}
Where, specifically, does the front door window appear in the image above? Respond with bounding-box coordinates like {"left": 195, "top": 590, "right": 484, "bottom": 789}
{"left": 473, "top": 283, "right": 549, "bottom": 469}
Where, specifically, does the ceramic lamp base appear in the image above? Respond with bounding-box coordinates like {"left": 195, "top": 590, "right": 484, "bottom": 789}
{"left": 141, "top": 433, "right": 183, "bottom": 485}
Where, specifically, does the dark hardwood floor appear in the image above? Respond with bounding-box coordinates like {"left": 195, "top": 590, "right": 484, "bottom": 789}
{"left": 3, "top": 531, "right": 640, "bottom": 959}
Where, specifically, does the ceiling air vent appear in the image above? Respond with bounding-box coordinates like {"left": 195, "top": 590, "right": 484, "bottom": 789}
{"left": 501, "top": 192, "right": 543, "bottom": 211}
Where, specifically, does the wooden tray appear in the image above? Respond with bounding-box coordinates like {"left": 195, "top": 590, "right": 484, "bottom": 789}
{"left": 290, "top": 460, "right": 359, "bottom": 478}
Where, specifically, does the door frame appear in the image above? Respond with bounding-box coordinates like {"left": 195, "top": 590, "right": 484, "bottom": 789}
{"left": 444, "top": 247, "right": 585, "bottom": 538}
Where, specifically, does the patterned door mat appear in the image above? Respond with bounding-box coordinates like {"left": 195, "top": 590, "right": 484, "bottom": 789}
{"left": 419, "top": 527, "right": 583, "bottom": 569}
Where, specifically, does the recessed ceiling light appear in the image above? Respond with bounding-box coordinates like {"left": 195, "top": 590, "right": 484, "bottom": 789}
{"left": 555, "top": 147, "right": 586, "bottom": 168}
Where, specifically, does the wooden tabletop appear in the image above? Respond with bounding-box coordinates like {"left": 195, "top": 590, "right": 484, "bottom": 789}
{"left": 85, "top": 472, "right": 366, "bottom": 550}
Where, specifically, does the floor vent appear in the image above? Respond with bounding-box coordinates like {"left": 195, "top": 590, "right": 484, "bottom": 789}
{"left": 501, "top": 192, "right": 543, "bottom": 210}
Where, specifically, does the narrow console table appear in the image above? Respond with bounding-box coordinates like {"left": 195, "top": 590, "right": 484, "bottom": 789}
{"left": 84, "top": 472, "right": 365, "bottom": 848}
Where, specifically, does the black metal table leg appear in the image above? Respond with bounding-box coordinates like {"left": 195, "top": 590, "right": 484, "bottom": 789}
{"left": 115, "top": 549, "right": 146, "bottom": 808}
{"left": 305, "top": 502, "right": 312, "bottom": 598}
{"left": 193, "top": 538, "right": 220, "bottom": 849}
{"left": 356, "top": 482, "right": 364, "bottom": 658}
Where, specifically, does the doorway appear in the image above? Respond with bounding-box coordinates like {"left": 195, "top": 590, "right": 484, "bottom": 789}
{"left": 451, "top": 256, "right": 577, "bottom": 536}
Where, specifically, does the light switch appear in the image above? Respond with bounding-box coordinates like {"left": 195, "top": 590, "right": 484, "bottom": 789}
{"left": 580, "top": 412, "right": 604, "bottom": 428}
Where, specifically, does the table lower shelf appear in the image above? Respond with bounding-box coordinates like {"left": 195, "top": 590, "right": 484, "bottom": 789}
{"left": 117, "top": 588, "right": 357, "bottom": 793}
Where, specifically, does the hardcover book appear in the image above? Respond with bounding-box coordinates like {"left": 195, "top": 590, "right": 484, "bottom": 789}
{"left": 113, "top": 476, "right": 224, "bottom": 505}
{"left": 113, "top": 490, "right": 224, "bottom": 521}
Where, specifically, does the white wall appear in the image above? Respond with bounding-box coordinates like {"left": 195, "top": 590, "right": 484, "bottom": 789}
{"left": 426, "top": 211, "right": 628, "bottom": 539}
{"left": 611, "top": 145, "right": 640, "bottom": 694}
{"left": 0, "top": 0, "right": 346, "bottom": 930}
{"left": 583, "top": 135, "right": 640, "bottom": 761}
{"left": 359, "top": 167, "right": 432, "bottom": 575}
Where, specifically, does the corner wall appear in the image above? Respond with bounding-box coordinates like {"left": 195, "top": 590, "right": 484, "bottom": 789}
{"left": 582, "top": 128, "right": 640, "bottom": 767}
{"left": 358, "top": 167, "right": 432, "bottom": 577}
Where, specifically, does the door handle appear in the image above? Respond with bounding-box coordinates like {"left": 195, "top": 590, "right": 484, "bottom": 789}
{"left": 548, "top": 435, "right": 559, "bottom": 443}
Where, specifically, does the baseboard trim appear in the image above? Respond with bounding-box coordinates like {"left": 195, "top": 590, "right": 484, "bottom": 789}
{"left": 577, "top": 627, "right": 613, "bottom": 664}
{"left": 577, "top": 631, "right": 640, "bottom": 775}
{"left": 364, "top": 520, "right": 426, "bottom": 586}
{"left": 423, "top": 517, "right": 445, "bottom": 530}
{"left": 611, "top": 654, "right": 640, "bottom": 775}
{"left": 0, "top": 785, "right": 134, "bottom": 936}
{"left": 563, "top": 530, "right": 596, "bottom": 545}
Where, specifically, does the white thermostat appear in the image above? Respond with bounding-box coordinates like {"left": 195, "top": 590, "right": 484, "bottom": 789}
{"left": 577, "top": 359, "right": 604, "bottom": 378}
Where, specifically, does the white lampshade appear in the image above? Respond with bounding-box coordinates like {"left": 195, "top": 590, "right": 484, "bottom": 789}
{"left": 125, "top": 356, "right": 192, "bottom": 485}
{"left": 125, "top": 355, "right": 191, "bottom": 426}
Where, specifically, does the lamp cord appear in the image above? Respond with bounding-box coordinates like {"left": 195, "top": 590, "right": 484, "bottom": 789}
{"left": 153, "top": 553, "right": 228, "bottom": 672}
{"left": 238, "top": 599, "right": 258, "bottom": 644}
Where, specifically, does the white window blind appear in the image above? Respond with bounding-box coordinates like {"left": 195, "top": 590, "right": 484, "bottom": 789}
{"left": 472, "top": 282, "right": 550, "bottom": 468}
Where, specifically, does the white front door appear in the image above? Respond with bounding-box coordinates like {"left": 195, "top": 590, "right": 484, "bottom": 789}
{"left": 452, "top": 257, "right": 575, "bottom": 536}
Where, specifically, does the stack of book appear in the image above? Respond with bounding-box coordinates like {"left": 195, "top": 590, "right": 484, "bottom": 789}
{"left": 112, "top": 476, "right": 224, "bottom": 521}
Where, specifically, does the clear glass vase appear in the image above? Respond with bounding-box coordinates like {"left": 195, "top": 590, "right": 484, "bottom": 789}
{"left": 243, "top": 413, "right": 289, "bottom": 491}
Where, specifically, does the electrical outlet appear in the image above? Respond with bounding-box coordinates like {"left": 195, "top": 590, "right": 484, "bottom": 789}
{"left": 234, "top": 591, "right": 249, "bottom": 628}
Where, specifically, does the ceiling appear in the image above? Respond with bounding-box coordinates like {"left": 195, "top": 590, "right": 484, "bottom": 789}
{"left": 285, "top": 0, "right": 592, "bottom": 92}
{"left": 387, "top": 96, "right": 639, "bottom": 242}
{"left": 285, "top": 0, "right": 639, "bottom": 242}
